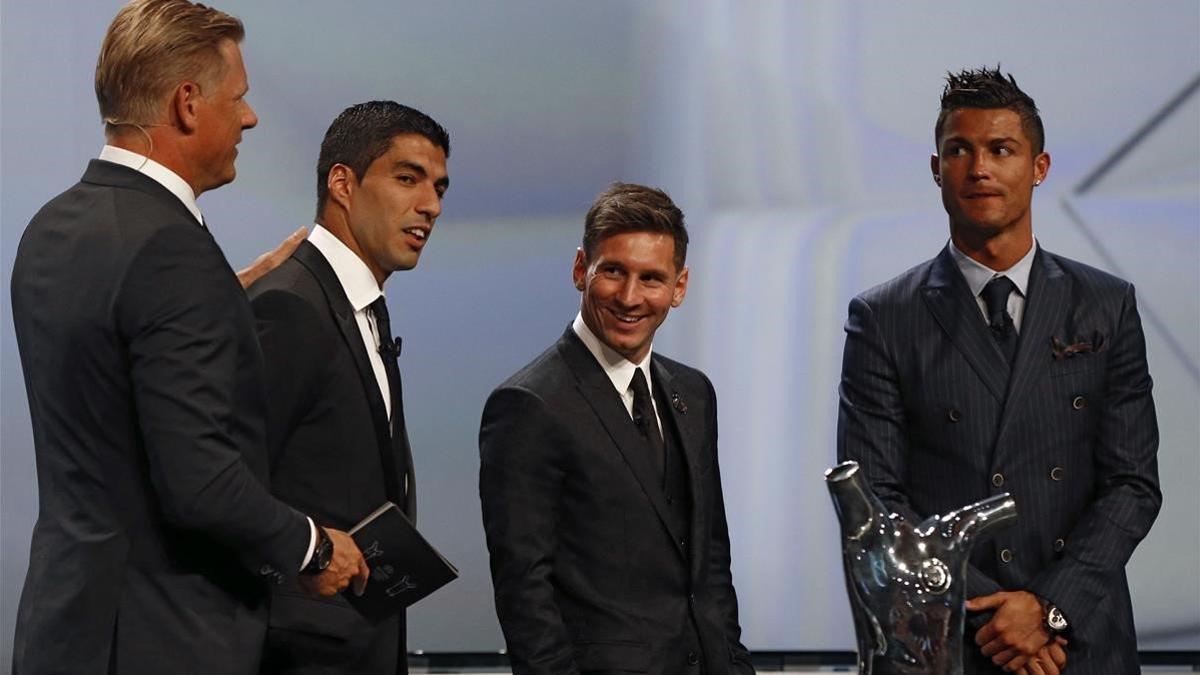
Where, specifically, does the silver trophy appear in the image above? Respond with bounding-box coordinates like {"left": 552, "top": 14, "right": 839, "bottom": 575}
{"left": 825, "top": 461, "right": 1016, "bottom": 674}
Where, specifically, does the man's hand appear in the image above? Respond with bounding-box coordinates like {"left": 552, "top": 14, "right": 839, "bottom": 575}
{"left": 1017, "top": 637, "right": 1069, "bottom": 674}
{"left": 967, "top": 590, "right": 1051, "bottom": 671}
{"left": 236, "top": 227, "right": 307, "bottom": 289}
{"left": 298, "top": 527, "right": 370, "bottom": 597}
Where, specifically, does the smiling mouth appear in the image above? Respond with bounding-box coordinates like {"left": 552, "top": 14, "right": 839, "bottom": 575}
{"left": 403, "top": 227, "right": 428, "bottom": 241}
{"left": 607, "top": 309, "right": 646, "bottom": 325}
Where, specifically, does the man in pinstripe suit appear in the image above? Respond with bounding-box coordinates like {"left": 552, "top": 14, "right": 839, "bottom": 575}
{"left": 836, "top": 67, "right": 1161, "bottom": 674}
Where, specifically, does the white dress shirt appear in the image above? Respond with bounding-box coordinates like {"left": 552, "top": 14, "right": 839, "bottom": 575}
{"left": 307, "top": 225, "right": 392, "bottom": 419}
{"left": 572, "top": 313, "right": 662, "bottom": 439}
{"left": 98, "top": 146, "right": 320, "bottom": 570}
{"left": 950, "top": 239, "right": 1037, "bottom": 333}
{"left": 99, "top": 145, "right": 203, "bottom": 225}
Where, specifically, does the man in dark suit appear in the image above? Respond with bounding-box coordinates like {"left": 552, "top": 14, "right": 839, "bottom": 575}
{"left": 248, "top": 101, "right": 450, "bottom": 674}
{"left": 9, "top": 2, "right": 368, "bottom": 673}
{"left": 479, "top": 183, "right": 755, "bottom": 675}
{"left": 837, "top": 67, "right": 1161, "bottom": 675}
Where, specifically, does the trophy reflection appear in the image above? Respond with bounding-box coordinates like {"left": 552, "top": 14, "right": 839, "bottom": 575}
{"left": 825, "top": 461, "right": 1016, "bottom": 674}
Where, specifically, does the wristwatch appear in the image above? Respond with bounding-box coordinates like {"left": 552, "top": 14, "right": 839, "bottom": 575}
{"left": 300, "top": 526, "right": 334, "bottom": 576}
{"left": 1045, "top": 603, "right": 1069, "bottom": 633}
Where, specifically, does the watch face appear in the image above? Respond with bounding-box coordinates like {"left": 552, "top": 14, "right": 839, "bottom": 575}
{"left": 1047, "top": 606, "right": 1068, "bottom": 631}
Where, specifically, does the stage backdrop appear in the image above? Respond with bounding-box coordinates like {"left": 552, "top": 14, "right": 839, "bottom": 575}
{"left": 2, "top": 0, "right": 1197, "bottom": 664}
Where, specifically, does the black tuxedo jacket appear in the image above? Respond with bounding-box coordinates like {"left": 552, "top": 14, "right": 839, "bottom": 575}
{"left": 479, "top": 328, "right": 754, "bottom": 675}
{"left": 837, "top": 245, "right": 1161, "bottom": 673}
{"left": 248, "top": 240, "right": 414, "bottom": 674}
{"left": 9, "top": 160, "right": 311, "bottom": 674}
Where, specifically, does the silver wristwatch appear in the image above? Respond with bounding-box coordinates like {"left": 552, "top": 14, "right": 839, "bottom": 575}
{"left": 1045, "top": 604, "right": 1069, "bottom": 633}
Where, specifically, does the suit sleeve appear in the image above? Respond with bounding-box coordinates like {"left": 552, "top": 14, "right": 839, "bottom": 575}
{"left": 836, "top": 295, "right": 1003, "bottom": 601}
{"left": 696, "top": 375, "right": 755, "bottom": 673}
{"left": 478, "top": 385, "right": 579, "bottom": 675}
{"left": 117, "top": 226, "right": 310, "bottom": 579}
{"left": 249, "top": 287, "right": 329, "bottom": 468}
{"left": 1027, "top": 283, "right": 1161, "bottom": 630}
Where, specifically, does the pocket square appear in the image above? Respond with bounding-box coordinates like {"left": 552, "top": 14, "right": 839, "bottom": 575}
{"left": 1050, "top": 334, "right": 1104, "bottom": 361}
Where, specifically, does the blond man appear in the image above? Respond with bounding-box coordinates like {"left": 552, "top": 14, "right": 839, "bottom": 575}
{"left": 10, "top": 2, "right": 367, "bottom": 672}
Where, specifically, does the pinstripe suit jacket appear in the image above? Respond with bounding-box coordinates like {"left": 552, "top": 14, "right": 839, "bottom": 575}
{"left": 836, "top": 244, "right": 1161, "bottom": 674}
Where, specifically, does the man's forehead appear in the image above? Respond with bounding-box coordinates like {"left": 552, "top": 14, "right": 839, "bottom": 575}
{"left": 942, "top": 108, "right": 1026, "bottom": 139}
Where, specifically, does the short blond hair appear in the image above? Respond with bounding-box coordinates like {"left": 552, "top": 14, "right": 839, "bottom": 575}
{"left": 95, "top": 0, "right": 244, "bottom": 126}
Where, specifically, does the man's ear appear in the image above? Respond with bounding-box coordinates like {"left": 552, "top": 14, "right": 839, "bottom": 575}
{"left": 930, "top": 154, "right": 942, "bottom": 186}
{"left": 173, "top": 81, "right": 203, "bottom": 133}
{"left": 572, "top": 248, "right": 587, "bottom": 291}
{"left": 327, "top": 164, "right": 355, "bottom": 212}
{"left": 1033, "top": 151, "right": 1051, "bottom": 186}
{"left": 671, "top": 266, "right": 689, "bottom": 308}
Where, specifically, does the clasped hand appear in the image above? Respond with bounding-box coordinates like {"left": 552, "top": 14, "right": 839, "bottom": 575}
{"left": 967, "top": 590, "right": 1068, "bottom": 674}
{"left": 299, "top": 528, "right": 370, "bottom": 597}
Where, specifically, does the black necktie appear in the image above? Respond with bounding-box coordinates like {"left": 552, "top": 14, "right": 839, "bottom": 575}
{"left": 630, "top": 369, "right": 665, "bottom": 480}
{"left": 368, "top": 296, "right": 414, "bottom": 518}
{"left": 981, "top": 276, "right": 1018, "bottom": 366}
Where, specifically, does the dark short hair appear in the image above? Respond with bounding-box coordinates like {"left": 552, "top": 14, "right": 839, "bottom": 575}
{"left": 935, "top": 66, "right": 1045, "bottom": 155}
{"left": 315, "top": 101, "right": 450, "bottom": 217}
{"left": 582, "top": 182, "right": 688, "bottom": 271}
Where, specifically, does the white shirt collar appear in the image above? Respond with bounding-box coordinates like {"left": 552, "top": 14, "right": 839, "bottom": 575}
{"left": 98, "top": 145, "right": 202, "bottom": 225}
{"left": 572, "top": 312, "right": 654, "bottom": 396}
{"left": 307, "top": 224, "right": 383, "bottom": 312}
{"left": 949, "top": 238, "right": 1037, "bottom": 298}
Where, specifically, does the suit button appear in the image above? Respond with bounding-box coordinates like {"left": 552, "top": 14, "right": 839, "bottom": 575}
{"left": 1071, "top": 395, "right": 1087, "bottom": 410}
{"left": 948, "top": 408, "right": 961, "bottom": 422}
{"left": 688, "top": 593, "right": 696, "bottom": 606}
{"left": 666, "top": 496, "right": 674, "bottom": 505}
{"left": 687, "top": 651, "right": 700, "bottom": 666}
{"left": 1049, "top": 466, "right": 1064, "bottom": 481}
{"left": 991, "top": 473, "right": 1004, "bottom": 488}
{"left": 1053, "top": 538, "right": 1065, "bottom": 552}
{"left": 1000, "top": 548, "right": 1013, "bottom": 563}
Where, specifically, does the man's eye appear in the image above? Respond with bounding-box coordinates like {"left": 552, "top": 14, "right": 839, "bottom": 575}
{"left": 995, "top": 146, "right": 1013, "bottom": 157}
{"left": 398, "top": 175, "right": 416, "bottom": 184}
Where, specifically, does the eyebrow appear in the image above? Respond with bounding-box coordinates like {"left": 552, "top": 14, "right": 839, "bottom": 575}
{"left": 392, "top": 160, "right": 451, "bottom": 191}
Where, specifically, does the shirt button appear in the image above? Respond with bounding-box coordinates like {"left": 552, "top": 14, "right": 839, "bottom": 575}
{"left": 1053, "top": 538, "right": 1065, "bottom": 552}
{"left": 687, "top": 651, "right": 700, "bottom": 666}
{"left": 947, "top": 408, "right": 961, "bottom": 422}
{"left": 1071, "top": 395, "right": 1087, "bottom": 410}
{"left": 991, "top": 473, "right": 1005, "bottom": 488}
{"left": 1000, "top": 548, "right": 1013, "bottom": 563}
{"left": 1050, "top": 466, "right": 1065, "bottom": 481}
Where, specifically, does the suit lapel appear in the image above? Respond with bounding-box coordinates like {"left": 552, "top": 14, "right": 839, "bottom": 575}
{"left": 651, "top": 358, "right": 704, "bottom": 578}
{"left": 995, "top": 249, "right": 1070, "bottom": 447}
{"left": 557, "top": 330, "right": 687, "bottom": 562}
{"left": 920, "top": 246, "right": 1009, "bottom": 401}
{"left": 291, "top": 241, "right": 394, "bottom": 460}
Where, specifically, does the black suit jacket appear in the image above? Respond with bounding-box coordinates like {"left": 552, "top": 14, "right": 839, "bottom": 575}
{"left": 479, "top": 328, "right": 754, "bottom": 675}
{"left": 837, "top": 245, "right": 1161, "bottom": 674}
{"left": 248, "top": 240, "right": 414, "bottom": 673}
{"left": 9, "top": 160, "right": 311, "bottom": 674}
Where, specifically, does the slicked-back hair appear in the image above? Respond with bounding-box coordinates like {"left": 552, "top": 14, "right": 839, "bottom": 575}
{"left": 583, "top": 183, "right": 688, "bottom": 271}
{"left": 935, "top": 66, "right": 1045, "bottom": 155}
{"left": 315, "top": 101, "right": 450, "bottom": 218}
{"left": 96, "top": 0, "right": 244, "bottom": 127}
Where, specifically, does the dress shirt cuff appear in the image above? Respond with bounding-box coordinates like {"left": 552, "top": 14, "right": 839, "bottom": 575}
{"left": 299, "top": 517, "right": 318, "bottom": 571}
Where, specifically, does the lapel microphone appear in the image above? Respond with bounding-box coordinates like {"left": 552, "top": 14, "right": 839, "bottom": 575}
{"left": 378, "top": 337, "right": 403, "bottom": 359}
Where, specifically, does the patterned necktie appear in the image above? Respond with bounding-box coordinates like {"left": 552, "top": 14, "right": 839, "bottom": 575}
{"left": 630, "top": 368, "right": 666, "bottom": 480}
{"left": 981, "top": 276, "right": 1018, "bottom": 366}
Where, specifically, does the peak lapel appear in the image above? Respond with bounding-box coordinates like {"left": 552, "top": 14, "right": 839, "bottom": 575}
{"left": 292, "top": 242, "right": 392, "bottom": 448}
{"left": 651, "top": 358, "right": 704, "bottom": 577}
{"left": 920, "top": 247, "right": 1009, "bottom": 402}
{"left": 557, "top": 331, "right": 688, "bottom": 561}
{"left": 996, "top": 249, "right": 1070, "bottom": 447}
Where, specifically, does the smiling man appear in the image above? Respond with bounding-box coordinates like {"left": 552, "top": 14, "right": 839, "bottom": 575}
{"left": 479, "top": 183, "right": 755, "bottom": 675}
{"left": 247, "top": 101, "right": 450, "bottom": 675}
{"left": 836, "top": 67, "right": 1161, "bottom": 675}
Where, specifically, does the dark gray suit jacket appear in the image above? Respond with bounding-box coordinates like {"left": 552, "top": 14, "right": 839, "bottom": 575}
{"left": 479, "top": 328, "right": 754, "bottom": 675}
{"left": 248, "top": 240, "right": 415, "bottom": 674}
{"left": 10, "top": 160, "right": 311, "bottom": 674}
{"left": 837, "top": 245, "right": 1161, "bottom": 673}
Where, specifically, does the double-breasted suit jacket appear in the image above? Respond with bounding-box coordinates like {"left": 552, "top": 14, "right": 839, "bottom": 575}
{"left": 248, "top": 240, "right": 416, "bottom": 674}
{"left": 837, "top": 244, "right": 1161, "bottom": 673}
{"left": 10, "top": 160, "right": 311, "bottom": 674}
{"left": 479, "top": 328, "right": 754, "bottom": 675}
